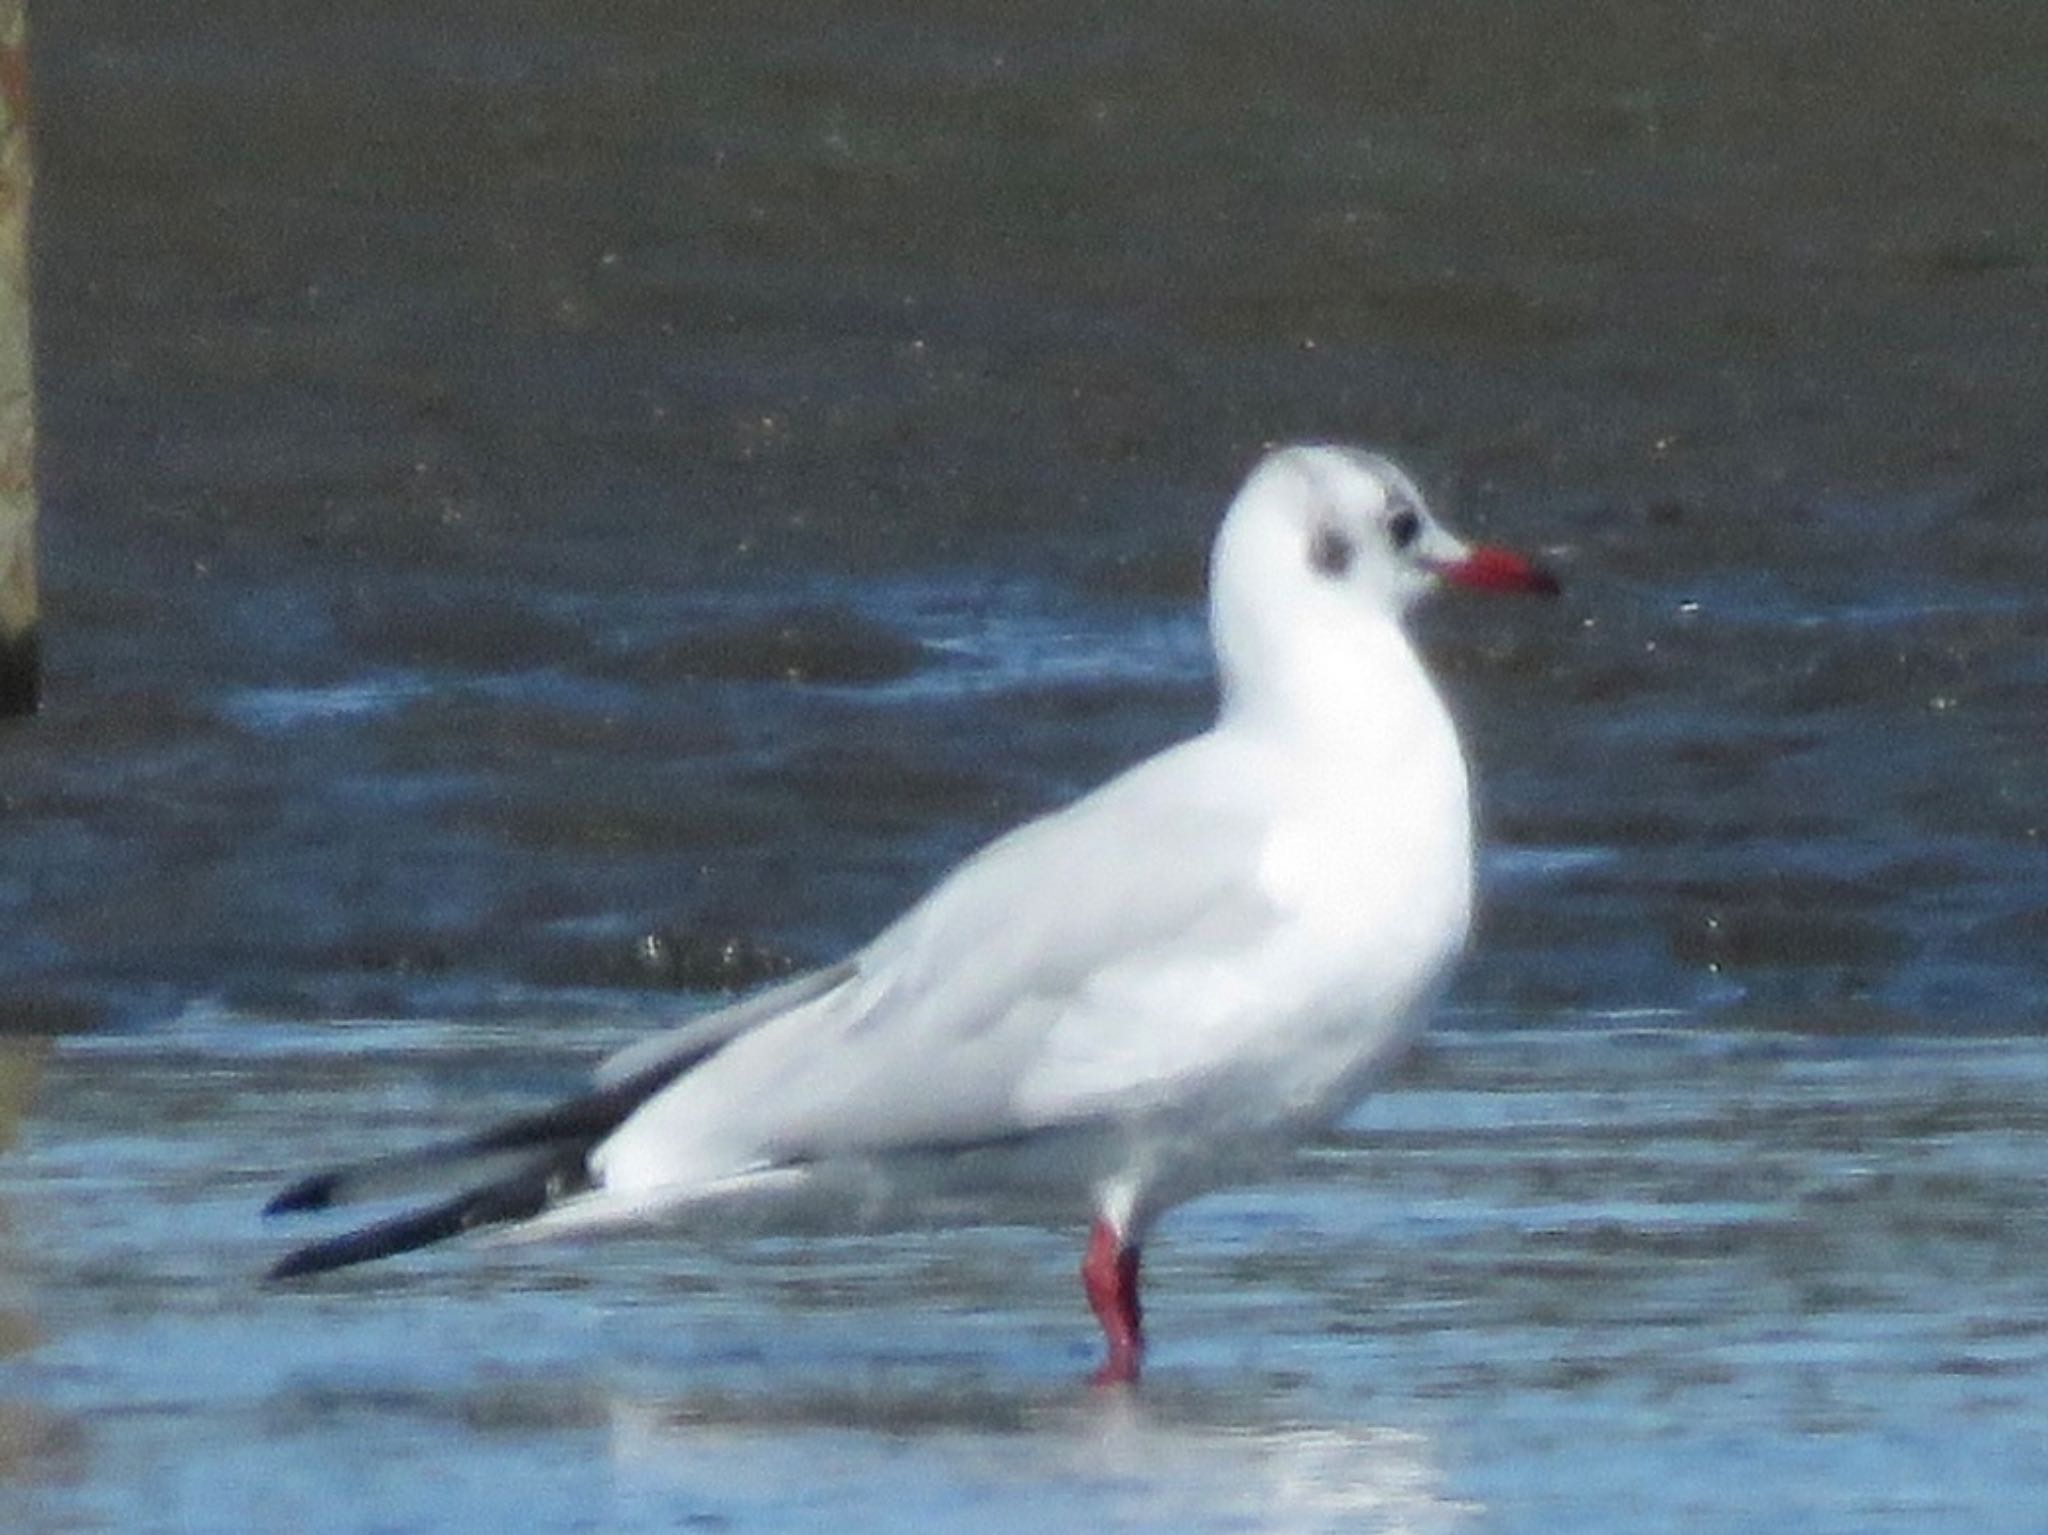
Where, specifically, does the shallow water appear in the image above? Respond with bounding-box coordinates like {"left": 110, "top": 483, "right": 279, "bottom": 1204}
{"left": 7, "top": 1024, "right": 2048, "bottom": 1533}
{"left": 3, "top": 3, "right": 2047, "bottom": 1530}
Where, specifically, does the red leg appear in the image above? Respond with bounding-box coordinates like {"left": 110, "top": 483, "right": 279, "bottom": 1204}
{"left": 1082, "top": 1216, "right": 1144, "bottom": 1386}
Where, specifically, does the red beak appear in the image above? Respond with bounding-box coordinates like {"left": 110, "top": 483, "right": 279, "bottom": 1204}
{"left": 1437, "top": 544, "right": 1562, "bottom": 597}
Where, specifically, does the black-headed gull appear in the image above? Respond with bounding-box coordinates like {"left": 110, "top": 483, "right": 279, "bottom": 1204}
{"left": 265, "top": 444, "right": 1559, "bottom": 1383}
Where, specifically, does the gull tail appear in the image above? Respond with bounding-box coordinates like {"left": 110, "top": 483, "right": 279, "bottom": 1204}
{"left": 262, "top": 1042, "right": 722, "bottom": 1282}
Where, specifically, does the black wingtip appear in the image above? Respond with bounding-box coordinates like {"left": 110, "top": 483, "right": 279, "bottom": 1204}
{"left": 264, "top": 1173, "right": 340, "bottom": 1218}
{"left": 263, "top": 1154, "right": 575, "bottom": 1284}
{"left": 265, "top": 1244, "right": 339, "bottom": 1283}
{"left": 263, "top": 1198, "right": 472, "bottom": 1283}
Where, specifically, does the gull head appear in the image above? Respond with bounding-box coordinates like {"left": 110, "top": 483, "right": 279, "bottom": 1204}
{"left": 1208, "top": 444, "right": 1559, "bottom": 721}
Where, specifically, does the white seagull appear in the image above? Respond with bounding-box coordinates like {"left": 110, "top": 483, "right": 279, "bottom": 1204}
{"left": 265, "top": 444, "right": 1559, "bottom": 1383}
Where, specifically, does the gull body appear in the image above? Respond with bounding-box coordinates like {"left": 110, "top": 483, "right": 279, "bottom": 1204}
{"left": 265, "top": 444, "right": 1559, "bottom": 1383}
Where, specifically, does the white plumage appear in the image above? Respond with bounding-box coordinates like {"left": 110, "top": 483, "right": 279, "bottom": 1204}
{"left": 266, "top": 443, "right": 1559, "bottom": 1382}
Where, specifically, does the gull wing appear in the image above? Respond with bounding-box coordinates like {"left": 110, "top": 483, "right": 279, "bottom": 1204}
{"left": 591, "top": 732, "right": 1290, "bottom": 1186}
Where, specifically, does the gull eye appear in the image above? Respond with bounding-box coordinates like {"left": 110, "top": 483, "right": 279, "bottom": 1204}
{"left": 1387, "top": 508, "right": 1422, "bottom": 552}
{"left": 1309, "top": 524, "right": 1354, "bottom": 577}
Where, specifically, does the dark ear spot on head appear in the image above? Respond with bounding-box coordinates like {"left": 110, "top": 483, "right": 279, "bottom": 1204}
{"left": 1309, "top": 524, "right": 1354, "bottom": 577}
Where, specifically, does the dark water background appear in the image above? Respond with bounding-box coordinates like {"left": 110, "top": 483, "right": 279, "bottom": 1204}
{"left": 1, "top": 3, "right": 2046, "bottom": 1530}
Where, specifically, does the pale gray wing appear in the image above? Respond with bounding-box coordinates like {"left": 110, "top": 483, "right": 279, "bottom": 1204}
{"left": 856, "top": 737, "right": 1281, "bottom": 1048}
{"left": 592, "top": 959, "right": 858, "bottom": 1089}
{"left": 594, "top": 733, "right": 1288, "bottom": 1170}
{"left": 268, "top": 739, "right": 1279, "bottom": 1264}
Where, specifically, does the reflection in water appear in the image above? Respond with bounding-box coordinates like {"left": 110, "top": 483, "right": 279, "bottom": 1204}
{"left": 0, "top": 1035, "right": 81, "bottom": 1490}
{"left": 607, "top": 1385, "right": 1476, "bottom": 1534}
{"left": 0, "top": 1032, "right": 46, "bottom": 1355}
